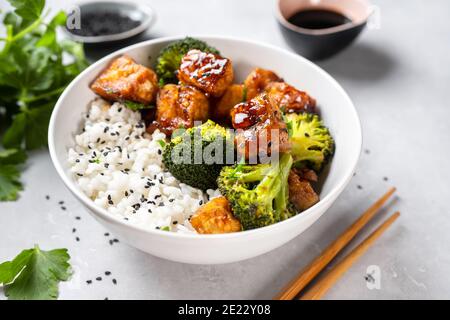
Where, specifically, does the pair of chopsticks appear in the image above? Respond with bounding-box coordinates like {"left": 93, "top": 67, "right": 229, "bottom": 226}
{"left": 274, "top": 187, "right": 399, "bottom": 300}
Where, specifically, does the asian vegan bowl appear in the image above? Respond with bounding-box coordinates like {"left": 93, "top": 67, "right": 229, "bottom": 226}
{"left": 49, "top": 36, "right": 361, "bottom": 264}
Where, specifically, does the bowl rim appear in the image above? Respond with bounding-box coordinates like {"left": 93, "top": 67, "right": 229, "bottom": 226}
{"left": 62, "top": 0, "right": 156, "bottom": 43}
{"left": 274, "top": 0, "right": 371, "bottom": 36}
{"left": 48, "top": 35, "right": 362, "bottom": 240}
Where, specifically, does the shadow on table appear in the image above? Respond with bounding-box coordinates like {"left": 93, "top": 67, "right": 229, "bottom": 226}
{"left": 317, "top": 43, "right": 396, "bottom": 82}
{"left": 83, "top": 32, "right": 160, "bottom": 62}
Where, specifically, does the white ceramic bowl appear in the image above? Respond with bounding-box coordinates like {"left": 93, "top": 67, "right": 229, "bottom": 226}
{"left": 48, "top": 36, "right": 362, "bottom": 264}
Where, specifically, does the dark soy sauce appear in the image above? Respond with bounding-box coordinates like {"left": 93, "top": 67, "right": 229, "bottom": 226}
{"left": 288, "top": 9, "right": 352, "bottom": 30}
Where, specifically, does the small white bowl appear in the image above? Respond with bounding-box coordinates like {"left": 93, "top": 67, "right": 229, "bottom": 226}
{"left": 48, "top": 36, "right": 362, "bottom": 264}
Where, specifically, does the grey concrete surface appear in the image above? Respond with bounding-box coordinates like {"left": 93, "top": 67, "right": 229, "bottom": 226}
{"left": 1, "top": 0, "right": 449, "bottom": 299}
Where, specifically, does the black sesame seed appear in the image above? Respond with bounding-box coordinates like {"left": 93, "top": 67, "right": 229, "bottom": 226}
{"left": 357, "top": 185, "right": 363, "bottom": 190}
{"left": 107, "top": 194, "right": 112, "bottom": 200}
{"left": 154, "top": 194, "right": 161, "bottom": 199}
{"left": 125, "top": 191, "right": 129, "bottom": 197}
{"left": 45, "top": 195, "right": 50, "bottom": 200}
{"left": 199, "top": 200, "right": 203, "bottom": 205}
{"left": 112, "top": 279, "right": 117, "bottom": 285}
{"left": 130, "top": 189, "right": 134, "bottom": 193}
{"left": 72, "top": 228, "right": 76, "bottom": 233}
{"left": 76, "top": 216, "right": 81, "bottom": 220}
{"left": 105, "top": 118, "right": 110, "bottom": 122}
{"left": 104, "top": 163, "right": 109, "bottom": 168}
{"left": 61, "top": 206, "right": 66, "bottom": 210}
{"left": 148, "top": 209, "right": 152, "bottom": 213}
{"left": 132, "top": 203, "right": 140, "bottom": 210}
{"left": 104, "top": 232, "right": 110, "bottom": 236}
{"left": 96, "top": 138, "right": 101, "bottom": 143}
{"left": 173, "top": 221, "right": 178, "bottom": 225}
{"left": 118, "top": 107, "right": 122, "bottom": 112}
{"left": 108, "top": 200, "right": 114, "bottom": 205}
{"left": 109, "top": 240, "right": 114, "bottom": 245}
{"left": 169, "top": 199, "right": 175, "bottom": 203}
{"left": 76, "top": 237, "right": 80, "bottom": 242}
{"left": 157, "top": 149, "right": 162, "bottom": 155}
{"left": 105, "top": 271, "right": 111, "bottom": 276}
{"left": 159, "top": 203, "right": 165, "bottom": 207}
{"left": 383, "top": 177, "right": 389, "bottom": 181}
{"left": 305, "top": 133, "right": 310, "bottom": 137}
{"left": 101, "top": 140, "right": 106, "bottom": 144}
{"left": 96, "top": 277, "right": 102, "bottom": 281}
{"left": 86, "top": 280, "right": 92, "bottom": 284}
{"left": 113, "top": 239, "right": 119, "bottom": 243}
{"left": 77, "top": 173, "right": 83, "bottom": 176}
{"left": 75, "top": 159, "right": 80, "bottom": 163}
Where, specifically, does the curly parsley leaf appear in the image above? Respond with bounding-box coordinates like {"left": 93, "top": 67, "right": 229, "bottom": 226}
{"left": 0, "top": 148, "right": 27, "bottom": 201}
{"left": 0, "top": 245, "right": 71, "bottom": 300}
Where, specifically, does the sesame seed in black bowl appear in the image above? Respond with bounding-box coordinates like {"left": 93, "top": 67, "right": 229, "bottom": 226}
{"left": 64, "top": 1, "right": 155, "bottom": 44}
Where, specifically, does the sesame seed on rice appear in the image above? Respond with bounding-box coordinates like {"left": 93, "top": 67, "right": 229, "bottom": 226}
{"left": 68, "top": 99, "right": 221, "bottom": 234}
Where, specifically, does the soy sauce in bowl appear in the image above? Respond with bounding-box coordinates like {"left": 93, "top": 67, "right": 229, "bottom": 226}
{"left": 288, "top": 9, "right": 352, "bottom": 30}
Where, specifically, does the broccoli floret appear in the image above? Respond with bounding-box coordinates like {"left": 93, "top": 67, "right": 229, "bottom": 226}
{"left": 217, "top": 153, "right": 294, "bottom": 230}
{"left": 155, "top": 37, "right": 220, "bottom": 86}
{"left": 162, "top": 120, "right": 232, "bottom": 191}
{"left": 285, "top": 113, "right": 335, "bottom": 172}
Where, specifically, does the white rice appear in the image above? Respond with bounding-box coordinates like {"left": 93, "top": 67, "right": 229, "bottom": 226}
{"left": 68, "top": 99, "right": 221, "bottom": 233}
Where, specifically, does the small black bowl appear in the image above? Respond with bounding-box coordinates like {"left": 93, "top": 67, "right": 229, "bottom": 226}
{"left": 275, "top": 0, "right": 372, "bottom": 60}
{"left": 63, "top": 1, "right": 155, "bottom": 44}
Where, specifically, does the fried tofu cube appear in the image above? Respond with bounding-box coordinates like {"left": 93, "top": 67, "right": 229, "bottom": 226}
{"left": 266, "top": 82, "right": 316, "bottom": 114}
{"left": 243, "top": 68, "right": 282, "bottom": 100}
{"left": 288, "top": 170, "right": 319, "bottom": 211}
{"left": 152, "top": 84, "right": 209, "bottom": 136}
{"left": 90, "top": 55, "right": 158, "bottom": 104}
{"left": 231, "top": 94, "right": 290, "bottom": 160}
{"left": 178, "top": 50, "right": 234, "bottom": 97}
{"left": 213, "top": 84, "right": 245, "bottom": 122}
{"left": 191, "top": 196, "right": 242, "bottom": 234}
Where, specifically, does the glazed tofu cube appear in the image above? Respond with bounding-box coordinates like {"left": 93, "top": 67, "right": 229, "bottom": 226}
{"left": 213, "top": 84, "right": 245, "bottom": 122}
{"left": 90, "top": 55, "right": 158, "bottom": 104}
{"left": 231, "top": 93, "right": 290, "bottom": 160}
{"left": 243, "top": 67, "right": 282, "bottom": 100}
{"left": 190, "top": 196, "right": 242, "bottom": 234}
{"left": 178, "top": 50, "right": 234, "bottom": 97}
{"left": 152, "top": 84, "right": 209, "bottom": 135}
{"left": 265, "top": 82, "right": 316, "bottom": 114}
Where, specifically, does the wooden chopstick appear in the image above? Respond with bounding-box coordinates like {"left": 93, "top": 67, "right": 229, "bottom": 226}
{"left": 299, "top": 211, "right": 400, "bottom": 300}
{"left": 274, "top": 187, "right": 396, "bottom": 300}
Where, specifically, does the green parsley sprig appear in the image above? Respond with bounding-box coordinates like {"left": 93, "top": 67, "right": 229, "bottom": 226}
{"left": 0, "top": 0, "right": 89, "bottom": 201}
{"left": 0, "top": 245, "right": 72, "bottom": 300}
